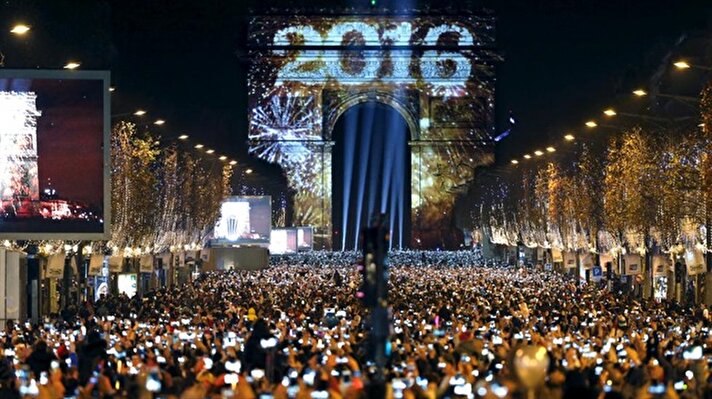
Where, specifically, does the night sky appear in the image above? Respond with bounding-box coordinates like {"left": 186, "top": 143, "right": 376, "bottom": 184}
{"left": 32, "top": 78, "right": 104, "bottom": 207}
{"left": 1, "top": 0, "right": 710, "bottom": 222}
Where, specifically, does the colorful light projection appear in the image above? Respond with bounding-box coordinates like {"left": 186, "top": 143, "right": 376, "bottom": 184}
{"left": 248, "top": 14, "right": 496, "bottom": 249}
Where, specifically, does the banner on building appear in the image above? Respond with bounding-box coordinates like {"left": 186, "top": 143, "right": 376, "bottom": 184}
{"left": 652, "top": 255, "right": 671, "bottom": 277}
{"left": 579, "top": 253, "right": 594, "bottom": 270}
{"left": 160, "top": 253, "right": 171, "bottom": 268}
{"left": 624, "top": 254, "right": 641, "bottom": 275}
{"left": 4, "top": 251, "right": 20, "bottom": 320}
{"left": 108, "top": 256, "right": 123, "bottom": 273}
{"left": 140, "top": 255, "right": 153, "bottom": 273}
{"left": 563, "top": 251, "right": 577, "bottom": 269}
{"left": 685, "top": 249, "right": 705, "bottom": 276}
{"left": 88, "top": 254, "right": 104, "bottom": 276}
{"left": 552, "top": 249, "right": 563, "bottom": 263}
{"left": 46, "top": 253, "right": 65, "bottom": 279}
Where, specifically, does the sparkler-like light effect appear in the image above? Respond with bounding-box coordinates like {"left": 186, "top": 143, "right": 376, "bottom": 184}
{"left": 249, "top": 94, "right": 319, "bottom": 168}
{"left": 0, "top": 92, "right": 41, "bottom": 216}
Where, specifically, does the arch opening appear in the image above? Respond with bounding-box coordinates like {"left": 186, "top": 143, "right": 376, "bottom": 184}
{"left": 331, "top": 102, "right": 411, "bottom": 251}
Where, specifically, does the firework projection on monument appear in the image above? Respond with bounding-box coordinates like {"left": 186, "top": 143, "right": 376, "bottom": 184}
{"left": 0, "top": 71, "right": 110, "bottom": 240}
{"left": 247, "top": 12, "right": 497, "bottom": 249}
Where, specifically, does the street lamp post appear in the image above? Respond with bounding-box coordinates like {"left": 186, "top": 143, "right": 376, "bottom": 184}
{"left": 1, "top": 23, "right": 31, "bottom": 67}
{"left": 674, "top": 60, "right": 712, "bottom": 72}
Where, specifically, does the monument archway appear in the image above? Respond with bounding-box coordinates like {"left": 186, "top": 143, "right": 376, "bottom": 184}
{"left": 331, "top": 100, "right": 411, "bottom": 251}
{"left": 247, "top": 10, "right": 497, "bottom": 249}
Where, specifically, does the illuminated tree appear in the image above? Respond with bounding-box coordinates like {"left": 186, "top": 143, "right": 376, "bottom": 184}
{"left": 573, "top": 144, "right": 604, "bottom": 250}
{"left": 656, "top": 133, "right": 702, "bottom": 249}
{"left": 110, "top": 122, "right": 160, "bottom": 249}
{"left": 154, "top": 146, "right": 183, "bottom": 251}
{"left": 603, "top": 128, "right": 657, "bottom": 245}
{"left": 700, "top": 82, "right": 712, "bottom": 270}
{"left": 534, "top": 165, "right": 562, "bottom": 247}
{"left": 111, "top": 122, "right": 233, "bottom": 253}
{"left": 518, "top": 169, "right": 544, "bottom": 247}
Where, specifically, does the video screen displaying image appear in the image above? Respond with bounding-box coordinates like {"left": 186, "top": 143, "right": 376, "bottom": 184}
{"left": 0, "top": 71, "right": 109, "bottom": 239}
{"left": 213, "top": 196, "right": 271, "bottom": 244}
{"left": 269, "top": 228, "right": 298, "bottom": 255}
{"left": 297, "top": 227, "right": 313, "bottom": 251}
{"left": 117, "top": 273, "right": 137, "bottom": 299}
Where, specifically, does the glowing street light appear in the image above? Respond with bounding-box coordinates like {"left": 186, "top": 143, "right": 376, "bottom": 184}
{"left": 10, "top": 24, "right": 30, "bottom": 35}
{"left": 546, "top": 146, "right": 556, "bottom": 152}
{"left": 603, "top": 108, "right": 616, "bottom": 116}
{"left": 133, "top": 109, "right": 146, "bottom": 116}
{"left": 63, "top": 61, "right": 80, "bottom": 70}
{"left": 633, "top": 89, "right": 647, "bottom": 96}
{"left": 510, "top": 159, "right": 519, "bottom": 165}
{"left": 219, "top": 155, "right": 227, "bottom": 161}
{"left": 178, "top": 134, "right": 189, "bottom": 140}
{"left": 109, "top": 87, "right": 116, "bottom": 92}
{"left": 564, "top": 134, "right": 575, "bottom": 141}
{"left": 523, "top": 154, "right": 532, "bottom": 159}
{"left": 194, "top": 144, "right": 204, "bottom": 149}
{"left": 585, "top": 121, "right": 597, "bottom": 128}
{"left": 534, "top": 150, "right": 544, "bottom": 156}
{"left": 229, "top": 160, "right": 237, "bottom": 166}
{"left": 245, "top": 169, "right": 253, "bottom": 174}
{"left": 672, "top": 60, "right": 712, "bottom": 71}
{"left": 154, "top": 119, "right": 165, "bottom": 125}
{"left": 206, "top": 149, "right": 215, "bottom": 154}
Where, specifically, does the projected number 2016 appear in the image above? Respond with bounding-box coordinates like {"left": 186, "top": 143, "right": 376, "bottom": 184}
{"left": 272, "top": 22, "right": 475, "bottom": 88}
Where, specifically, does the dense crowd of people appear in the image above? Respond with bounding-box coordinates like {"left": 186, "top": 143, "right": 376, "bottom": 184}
{"left": 1, "top": 250, "right": 710, "bottom": 398}
{"left": 271, "top": 250, "right": 488, "bottom": 268}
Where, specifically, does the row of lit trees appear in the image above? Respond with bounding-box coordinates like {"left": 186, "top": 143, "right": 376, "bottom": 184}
{"left": 109, "top": 121, "right": 232, "bottom": 254}
{"left": 473, "top": 84, "right": 712, "bottom": 260}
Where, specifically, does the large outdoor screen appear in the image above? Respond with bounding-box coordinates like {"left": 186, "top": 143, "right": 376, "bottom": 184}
{"left": 213, "top": 196, "right": 271, "bottom": 245}
{"left": 297, "top": 227, "right": 313, "bottom": 251}
{"left": 0, "top": 70, "right": 110, "bottom": 240}
{"left": 269, "top": 228, "right": 298, "bottom": 255}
